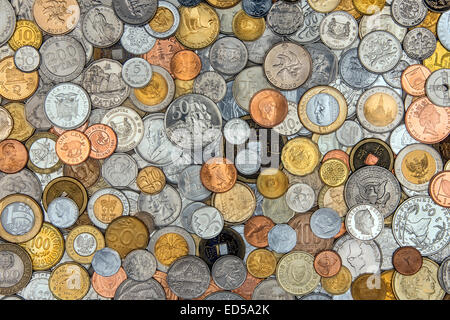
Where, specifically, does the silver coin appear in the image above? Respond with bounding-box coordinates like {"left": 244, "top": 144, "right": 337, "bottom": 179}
{"left": 144, "top": 1, "right": 180, "bottom": 38}
{"left": 44, "top": 83, "right": 91, "bottom": 130}
{"left": 0, "top": 169, "right": 41, "bottom": 203}
{"left": 167, "top": 255, "right": 210, "bottom": 299}
{"left": 285, "top": 183, "right": 315, "bottom": 213}
{"left": 193, "top": 71, "right": 227, "bottom": 103}
{"left": 437, "top": 11, "right": 450, "bottom": 51}
{"left": 18, "top": 271, "right": 54, "bottom": 300}
{"left": 302, "top": 43, "right": 338, "bottom": 90}
{"left": 374, "top": 227, "right": 400, "bottom": 270}
{"left": 1, "top": 202, "right": 35, "bottom": 236}
{"left": 122, "top": 189, "right": 140, "bottom": 216}
{"left": 14, "top": 46, "right": 40, "bottom": 73}
{"left": 102, "top": 106, "right": 144, "bottom": 152}
{"left": 114, "top": 278, "right": 166, "bottom": 300}
{"left": 429, "top": 243, "right": 450, "bottom": 264}
{"left": 121, "top": 57, "right": 152, "bottom": 88}
{"left": 235, "top": 148, "right": 261, "bottom": 176}
{"left": 267, "top": 1, "right": 304, "bottom": 36}
{"left": 123, "top": 249, "right": 156, "bottom": 282}
{"left": 314, "top": 131, "right": 347, "bottom": 156}
{"left": 403, "top": 27, "right": 437, "bottom": 60}
{"left": 300, "top": 293, "right": 332, "bottom": 300}
{"left": 34, "top": 168, "right": 63, "bottom": 192}
{"left": 82, "top": 5, "right": 123, "bottom": 48}
{"left": 180, "top": 202, "right": 206, "bottom": 234}
{"left": 388, "top": 123, "right": 419, "bottom": 154}
{"left": 39, "top": 36, "right": 86, "bottom": 83}
{"left": 383, "top": 60, "right": 410, "bottom": 89}
{"left": 425, "top": 68, "right": 450, "bottom": 107}
{"left": 262, "top": 195, "right": 295, "bottom": 224}
{"left": 288, "top": 0, "right": 324, "bottom": 44}
{"left": 113, "top": 0, "right": 157, "bottom": 25}
{"left": 402, "top": 185, "right": 429, "bottom": 198}
{"left": 392, "top": 196, "right": 449, "bottom": 256}
{"left": 91, "top": 247, "right": 121, "bottom": 277}
{"left": 252, "top": 278, "right": 295, "bottom": 300}
{"left": 345, "top": 204, "right": 383, "bottom": 241}
{"left": 336, "top": 120, "right": 364, "bottom": 147}
{"left": 165, "top": 94, "right": 222, "bottom": 150}
{"left": 438, "top": 257, "right": 450, "bottom": 294}
{"left": 129, "top": 65, "right": 175, "bottom": 112}
{"left": 27, "top": 136, "right": 60, "bottom": 172}
{"left": 223, "top": 118, "right": 250, "bottom": 145}
{"left": 87, "top": 188, "right": 130, "bottom": 230}
{"left": 394, "top": 143, "right": 443, "bottom": 191}
{"left": 138, "top": 184, "right": 182, "bottom": 227}
{"left": 391, "top": 0, "right": 427, "bottom": 27}
{"left": 244, "top": 27, "right": 283, "bottom": 65}
{"left": 268, "top": 224, "right": 297, "bottom": 253}
{"left": 358, "top": 30, "right": 402, "bottom": 74}
{"left": 120, "top": 24, "right": 156, "bottom": 55}
{"left": 67, "top": 23, "right": 94, "bottom": 65}
{"left": 273, "top": 101, "right": 303, "bottom": 136}
{"left": 319, "top": 11, "right": 358, "bottom": 50}
{"left": 135, "top": 113, "right": 182, "bottom": 166}
{"left": 83, "top": 285, "right": 110, "bottom": 301}
{"left": 0, "top": 0, "right": 16, "bottom": 47}
{"left": 147, "top": 226, "right": 196, "bottom": 272}
{"left": 209, "top": 37, "right": 248, "bottom": 76}
{"left": 329, "top": 76, "right": 360, "bottom": 119}
{"left": 310, "top": 208, "right": 341, "bottom": 239}
{"left": 47, "top": 197, "right": 79, "bottom": 229}
{"left": 25, "top": 89, "right": 53, "bottom": 130}
{"left": 102, "top": 153, "right": 138, "bottom": 188}
{"left": 356, "top": 86, "right": 404, "bottom": 133}
{"left": 82, "top": 58, "right": 130, "bottom": 109}
{"left": 204, "top": 291, "right": 245, "bottom": 300}
{"left": 217, "top": 81, "right": 249, "bottom": 121}
{"left": 232, "top": 66, "right": 274, "bottom": 112}
{"left": 339, "top": 48, "right": 378, "bottom": 90}
{"left": 345, "top": 166, "right": 401, "bottom": 218}
{"left": 162, "top": 150, "right": 193, "bottom": 184}
{"left": 359, "top": 7, "right": 407, "bottom": 42}
{"left": 333, "top": 234, "right": 382, "bottom": 279}
{"left": 216, "top": 2, "right": 242, "bottom": 34}
{"left": 89, "top": 109, "right": 108, "bottom": 127}
{"left": 191, "top": 206, "right": 224, "bottom": 240}
{"left": 211, "top": 255, "right": 247, "bottom": 290}
{"left": 359, "top": 123, "right": 391, "bottom": 142}
{"left": 178, "top": 165, "right": 211, "bottom": 201}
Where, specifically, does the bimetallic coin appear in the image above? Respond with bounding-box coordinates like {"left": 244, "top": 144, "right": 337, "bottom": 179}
{"left": 392, "top": 196, "right": 449, "bottom": 256}
{"left": 18, "top": 271, "right": 54, "bottom": 300}
{"left": 426, "top": 69, "right": 450, "bottom": 107}
{"left": 266, "top": 1, "right": 304, "bottom": 36}
{"left": 212, "top": 255, "right": 247, "bottom": 290}
{"left": 47, "top": 197, "right": 79, "bottom": 229}
{"left": 82, "top": 5, "right": 123, "bottom": 48}
{"left": 122, "top": 57, "right": 152, "bottom": 89}
{"left": 14, "top": 46, "right": 40, "bottom": 73}
{"left": 87, "top": 188, "right": 130, "bottom": 230}
{"left": 391, "top": 0, "right": 427, "bottom": 27}
{"left": 0, "top": 0, "right": 16, "bottom": 47}
{"left": 285, "top": 183, "right": 315, "bottom": 213}
{"left": 403, "top": 28, "right": 437, "bottom": 61}
{"left": 92, "top": 247, "right": 121, "bottom": 277}
{"left": 0, "top": 243, "right": 32, "bottom": 295}
{"left": 268, "top": 224, "right": 297, "bottom": 254}
{"left": 345, "top": 204, "right": 383, "bottom": 241}
{"left": 66, "top": 225, "right": 105, "bottom": 265}
{"left": 310, "top": 208, "right": 342, "bottom": 239}
{"left": 319, "top": 11, "right": 358, "bottom": 50}
{"left": 145, "top": 1, "right": 180, "bottom": 39}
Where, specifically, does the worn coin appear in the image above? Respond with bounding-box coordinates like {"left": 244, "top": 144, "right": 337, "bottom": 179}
{"left": 82, "top": 5, "right": 123, "bottom": 48}
{"left": 18, "top": 271, "right": 54, "bottom": 300}
{"left": 0, "top": 0, "right": 16, "bottom": 47}
{"left": 252, "top": 278, "right": 295, "bottom": 300}
{"left": 211, "top": 255, "right": 247, "bottom": 290}
{"left": 268, "top": 224, "right": 297, "bottom": 254}
{"left": 178, "top": 165, "right": 211, "bottom": 201}
{"left": 310, "top": 208, "right": 341, "bottom": 239}
{"left": 232, "top": 9, "right": 266, "bottom": 42}
{"left": 123, "top": 249, "right": 156, "bottom": 282}
{"left": 91, "top": 247, "right": 121, "bottom": 277}
{"left": 193, "top": 71, "right": 227, "bottom": 103}
{"left": 403, "top": 28, "right": 437, "bottom": 61}
{"left": 393, "top": 246, "right": 423, "bottom": 276}
{"left": 114, "top": 278, "right": 166, "bottom": 300}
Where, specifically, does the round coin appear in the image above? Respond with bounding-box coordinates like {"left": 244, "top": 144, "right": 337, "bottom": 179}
{"left": 14, "top": 46, "right": 40, "bottom": 72}
{"left": 49, "top": 262, "right": 90, "bottom": 300}
{"left": 200, "top": 157, "right": 237, "bottom": 193}
{"left": 212, "top": 255, "right": 247, "bottom": 290}
{"left": 47, "top": 197, "right": 79, "bottom": 229}
{"left": 256, "top": 168, "right": 289, "bottom": 199}
{"left": 314, "top": 250, "right": 342, "bottom": 278}
{"left": 0, "top": 243, "right": 32, "bottom": 295}
{"left": 401, "top": 64, "right": 432, "bottom": 97}
{"left": 65, "top": 225, "right": 105, "bottom": 264}
{"left": 429, "top": 171, "right": 450, "bottom": 208}
{"left": 232, "top": 9, "right": 266, "bottom": 42}
{"left": 281, "top": 137, "right": 320, "bottom": 176}
{"left": 321, "top": 265, "right": 352, "bottom": 295}
{"left": 425, "top": 68, "right": 450, "bottom": 107}
{"left": 310, "top": 208, "right": 342, "bottom": 239}
{"left": 249, "top": 89, "right": 288, "bottom": 128}
{"left": 123, "top": 249, "right": 156, "bottom": 282}
{"left": 91, "top": 247, "right": 122, "bottom": 277}
{"left": 393, "top": 246, "right": 423, "bottom": 276}
{"left": 92, "top": 267, "right": 127, "bottom": 299}
{"left": 0, "top": 139, "right": 28, "bottom": 174}
{"left": 246, "top": 249, "right": 277, "bottom": 279}
{"left": 33, "top": 0, "right": 79, "bottom": 34}
{"left": 345, "top": 204, "right": 384, "bottom": 241}
{"left": 351, "top": 273, "right": 386, "bottom": 300}
{"left": 319, "top": 11, "right": 358, "bottom": 50}
{"left": 82, "top": 6, "right": 123, "bottom": 48}
{"left": 55, "top": 131, "right": 90, "bottom": 166}
{"left": 121, "top": 57, "right": 153, "bottom": 89}
{"left": 0, "top": 56, "right": 38, "bottom": 101}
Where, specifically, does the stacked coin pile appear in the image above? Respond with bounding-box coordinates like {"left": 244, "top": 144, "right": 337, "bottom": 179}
{"left": 0, "top": 0, "right": 448, "bottom": 301}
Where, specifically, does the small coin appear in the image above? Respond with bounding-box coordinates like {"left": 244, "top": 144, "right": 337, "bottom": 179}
{"left": 136, "top": 166, "right": 166, "bottom": 195}
{"left": 391, "top": 0, "right": 428, "bottom": 27}
{"left": 345, "top": 204, "right": 384, "bottom": 241}
{"left": 0, "top": 107, "right": 13, "bottom": 141}
{"left": 91, "top": 247, "right": 122, "bottom": 277}
{"left": 246, "top": 248, "right": 277, "bottom": 279}
{"left": 249, "top": 89, "right": 288, "bottom": 128}
{"left": 47, "top": 197, "right": 79, "bottom": 229}
{"left": 49, "top": 262, "right": 90, "bottom": 300}
{"left": 191, "top": 206, "right": 224, "bottom": 240}
{"left": 285, "top": 183, "right": 315, "bottom": 213}
{"left": 266, "top": 1, "right": 304, "bottom": 36}
{"left": 211, "top": 255, "right": 247, "bottom": 290}
{"left": 123, "top": 249, "right": 157, "bottom": 282}
{"left": 319, "top": 11, "right": 358, "bottom": 50}
{"left": 359, "top": 7, "right": 406, "bottom": 42}
{"left": 223, "top": 118, "right": 250, "bottom": 145}
{"left": 401, "top": 64, "right": 432, "bottom": 97}
{"left": 193, "top": 71, "right": 227, "bottom": 103}
{"left": 425, "top": 68, "right": 450, "bottom": 107}
{"left": 320, "top": 265, "right": 352, "bottom": 295}
{"left": 178, "top": 165, "right": 211, "bottom": 201}
{"left": 314, "top": 250, "right": 342, "bottom": 278}
{"left": 403, "top": 28, "right": 437, "bottom": 60}
{"left": 319, "top": 158, "right": 349, "bottom": 187}
{"left": 92, "top": 267, "right": 127, "bottom": 299}
{"left": 55, "top": 131, "right": 90, "bottom": 166}
{"left": 282, "top": 137, "right": 320, "bottom": 177}
{"left": 42, "top": 176, "right": 88, "bottom": 213}
{"left": 429, "top": 170, "right": 450, "bottom": 208}
{"left": 171, "top": 49, "right": 202, "bottom": 81}
{"left": 232, "top": 9, "right": 266, "bottom": 42}
{"left": 120, "top": 24, "right": 156, "bottom": 55}
{"left": 65, "top": 225, "right": 105, "bottom": 264}
{"left": 244, "top": 216, "right": 275, "bottom": 248}
{"left": 310, "top": 208, "right": 342, "bottom": 239}
{"left": 392, "top": 246, "right": 423, "bottom": 276}
{"left": 14, "top": 46, "right": 40, "bottom": 72}
{"left": 102, "top": 153, "right": 138, "bottom": 188}
{"left": 0, "top": 139, "right": 28, "bottom": 174}
{"left": 200, "top": 157, "right": 237, "bottom": 193}
{"left": 121, "top": 57, "right": 153, "bottom": 89}
{"left": 268, "top": 224, "right": 297, "bottom": 254}
{"left": 252, "top": 278, "right": 295, "bottom": 300}
{"left": 438, "top": 256, "right": 450, "bottom": 294}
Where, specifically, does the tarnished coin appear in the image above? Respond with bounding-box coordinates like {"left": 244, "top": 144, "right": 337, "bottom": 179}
{"left": 113, "top": 0, "right": 157, "bottom": 25}
{"left": 0, "top": 0, "right": 16, "bottom": 47}
{"left": 193, "top": 71, "right": 227, "bottom": 103}
{"left": 252, "top": 278, "right": 295, "bottom": 300}
{"left": 345, "top": 204, "right": 383, "bottom": 241}
{"left": 268, "top": 224, "right": 297, "bottom": 254}
{"left": 339, "top": 48, "right": 378, "bottom": 90}
{"left": 49, "top": 262, "right": 90, "bottom": 300}
{"left": 121, "top": 57, "right": 152, "bottom": 89}
{"left": 209, "top": 36, "right": 248, "bottom": 76}
{"left": 403, "top": 28, "right": 437, "bottom": 61}
{"left": 392, "top": 196, "right": 449, "bottom": 256}
{"left": 262, "top": 195, "right": 295, "bottom": 224}
{"left": 14, "top": 46, "right": 40, "bottom": 73}
{"left": 212, "top": 255, "right": 247, "bottom": 290}
{"left": 319, "top": 11, "right": 358, "bottom": 50}
{"left": 310, "top": 208, "right": 342, "bottom": 239}
{"left": 245, "top": 27, "right": 282, "bottom": 64}
{"left": 426, "top": 68, "right": 450, "bottom": 107}
{"left": 0, "top": 243, "right": 32, "bottom": 295}
{"left": 391, "top": 0, "right": 427, "bottom": 27}
{"left": 266, "top": 1, "right": 304, "bottom": 36}
{"left": 0, "top": 169, "right": 42, "bottom": 202}
{"left": 18, "top": 271, "right": 54, "bottom": 300}
{"left": 123, "top": 249, "right": 156, "bottom": 282}
{"left": 393, "top": 246, "right": 423, "bottom": 276}
{"left": 82, "top": 5, "right": 123, "bottom": 48}
{"left": 87, "top": 188, "right": 130, "bottom": 230}
{"left": 66, "top": 225, "right": 105, "bottom": 265}
{"left": 92, "top": 247, "right": 121, "bottom": 277}
{"left": 114, "top": 278, "right": 166, "bottom": 300}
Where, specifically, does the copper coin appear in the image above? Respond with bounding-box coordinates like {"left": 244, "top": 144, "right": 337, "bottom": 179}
{"left": 405, "top": 97, "right": 450, "bottom": 144}
{"left": 401, "top": 64, "right": 432, "bottom": 97}
{"left": 193, "top": 279, "right": 221, "bottom": 300}
{"left": 32, "top": 0, "right": 80, "bottom": 35}
{"left": 0, "top": 139, "right": 28, "bottom": 174}
{"left": 170, "top": 49, "right": 202, "bottom": 81}
{"left": 322, "top": 149, "right": 351, "bottom": 171}
{"left": 153, "top": 270, "right": 178, "bottom": 300}
{"left": 200, "top": 157, "right": 237, "bottom": 193}
{"left": 231, "top": 273, "right": 263, "bottom": 300}
{"left": 249, "top": 89, "right": 288, "bottom": 128}
{"left": 244, "top": 215, "right": 275, "bottom": 248}
{"left": 92, "top": 267, "right": 127, "bottom": 298}
{"left": 313, "top": 250, "right": 342, "bottom": 278}
{"left": 84, "top": 124, "right": 117, "bottom": 160}
{"left": 392, "top": 246, "right": 423, "bottom": 276}
{"left": 333, "top": 222, "right": 346, "bottom": 239}
{"left": 429, "top": 170, "right": 450, "bottom": 207}
{"left": 55, "top": 131, "right": 91, "bottom": 165}
{"left": 50, "top": 121, "right": 89, "bottom": 136}
{"left": 63, "top": 158, "right": 101, "bottom": 189}
{"left": 142, "top": 37, "right": 185, "bottom": 78}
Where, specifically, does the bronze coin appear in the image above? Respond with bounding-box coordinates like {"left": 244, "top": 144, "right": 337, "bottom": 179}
{"left": 249, "top": 89, "right": 288, "bottom": 128}
{"left": 200, "top": 157, "right": 237, "bottom": 193}
{"left": 92, "top": 267, "right": 127, "bottom": 298}
{"left": 401, "top": 64, "right": 431, "bottom": 97}
{"left": 0, "top": 139, "right": 28, "bottom": 174}
{"left": 392, "top": 246, "right": 423, "bottom": 276}
{"left": 63, "top": 158, "right": 101, "bottom": 189}
{"left": 349, "top": 138, "right": 394, "bottom": 172}
{"left": 313, "top": 250, "right": 342, "bottom": 278}
{"left": 244, "top": 215, "right": 275, "bottom": 248}
{"left": 170, "top": 49, "right": 202, "bottom": 81}
{"left": 84, "top": 124, "right": 117, "bottom": 160}
{"left": 429, "top": 170, "right": 450, "bottom": 208}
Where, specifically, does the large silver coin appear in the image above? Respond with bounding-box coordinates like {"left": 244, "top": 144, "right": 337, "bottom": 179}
{"left": 0, "top": 0, "right": 16, "bottom": 47}
{"left": 82, "top": 5, "right": 124, "bottom": 48}
{"left": 18, "top": 271, "right": 55, "bottom": 300}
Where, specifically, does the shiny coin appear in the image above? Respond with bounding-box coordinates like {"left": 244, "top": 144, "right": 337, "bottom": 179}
{"left": 171, "top": 49, "right": 202, "bottom": 81}
{"left": 401, "top": 64, "right": 432, "bottom": 97}
{"left": 121, "top": 57, "right": 153, "bottom": 89}
{"left": 244, "top": 216, "right": 275, "bottom": 248}
{"left": 349, "top": 138, "right": 394, "bottom": 172}
{"left": 391, "top": 0, "right": 427, "bottom": 27}
{"left": 25, "top": 132, "right": 61, "bottom": 175}
{"left": 429, "top": 170, "right": 450, "bottom": 208}
{"left": 281, "top": 137, "right": 320, "bottom": 176}
{"left": 32, "top": 0, "right": 79, "bottom": 35}
{"left": 403, "top": 28, "right": 437, "bottom": 60}
{"left": 246, "top": 249, "right": 277, "bottom": 279}
{"left": 256, "top": 168, "right": 289, "bottom": 199}
{"left": 314, "top": 250, "right": 342, "bottom": 278}
{"left": 191, "top": 206, "right": 224, "bottom": 239}
{"left": 123, "top": 249, "right": 157, "bottom": 282}
{"left": 87, "top": 188, "right": 130, "bottom": 230}
{"left": 137, "top": 166, "right": 166, "bottom": 195}
{"left": 232, "top": 9, "right": 266, "bottom": 42}
{"left": 242, "top": 0, "right": 271, "bottom": 18}
{"left": 319, "top": 11, "right": 358, "bottom": 50}
{"left": 223, "top": 118, "right": 250, "bottom": 145}
{"left": 200, "top": 157, "right": 237, "bottom": 193}
{"left": 425, "top": 68, "right": 450, "bottom": 107}
{"left": 91, "top": 247, "right": 121, "bottom": 277}
{"left": 321, "top": 265, "right": 352, "bottom": 295}
{"left": 345, "top": 204, "right": 383, "bottom": 241}
{"left": 0, "top": 56, "right": 38, "bottom": 101}
{"left": 285, "top": 183, "right": 315, "bottom": 213}
{"left": 359, "top": 7, "right": 406, "bottom": 41}
{"left": 84, "top": 124, "right": 117, "bottom": 160}
{"left": 268, "top": 224, "right": 297, "bottom": 254}
{"left": 113, "top": 0, "right": 157, "bottom": 25}
{"left": 55, "top": 131, "right": 90, "bottom": 166}
{"left": 0, "top": 243, "right": 32, "bottom": 295}
{"left": 13, "top": 45, "right": 40, "bottom": 72}
{"left": 310, "top": 208, "right": 342, "bottom": 239}
{"left": 0, "top": 139, "right": 29, "bottom": 174}
{"left": 49, "top": 262, "right": 90, "bottom": 300}
{"left": 212, "top": 255, "right": 247, "bottom": 290}
{"left": 47, "top": 197, "right": 79, "bottom": 229}
{"left": 66, "top": 225, "right": 105, "bottom": 264}
{"left": 288, "top": 1, "right": 325, "bottom": 43}
{"left": 319, "top": 158, "right": 349, "bottom": 187}
{"left": 145, "top": 1, "right": 180, "bottom": 39}
{"left": 392, "top": 246, "right": 423, "bottom": 276}
{"left": 437, "top": 10, "right": 450, "bottom": 50}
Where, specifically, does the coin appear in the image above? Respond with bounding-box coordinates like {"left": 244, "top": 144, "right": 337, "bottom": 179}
{"left": 232, "top": 9, "right": 265, "bottom": 42}
{"left": 47, "top": 197, "right": 79, "bottom": 229}
{"left": 252, "top": 278, "right": 295, "bottom": 300}
{"left": 267, "top": 1, "right": 304, "bottom": 36}
{"left": 114, "top": 278, "right": 166, "bottom": 300}
{"left": 314, "top": 250, "right": 341, "bottom": 278}
{"left": 246, "top": 248, "right": 277, "bottom": 279}
{"left": 92, "top": 267, "right": 127, "bottom": 299}
{"left": 345, "top": 204, "right": 384, "bottom": 241}
{"left": 212, "top": 181, "right": 255, "bottom": 224}
{"left": 249, "top": 89, "right": 288, "bottom": 128}
{"left": 268, "top": 224, "right": 296, "bottom": 254}
{"left": 87, "top": 188, "right": 130, "bottom": 229}
{"left": 310, "top": 207, "right": 341, "bottom": 239}
{"left": 0, "top": 243, "right": 32, "bottom": 295}
{"left": 401, "top": 64, "right": 432, "bottom": 97}
{"left": 210, "top": 36, "right": 248, "bottom": 75}
{"left": 282, "top": 137, "right": 320, "bottom": 176}
{"left": 0, "top": 139, "right": 28, "bottom": 174}
{"left": 49, "top": 262, "right": 90, "bottom": 300}
{"left": 55, "top": 131, "right": 90, "bottom": 166}
{"left": 102, "top": 152, "right": 138, "bottom": 188}
{"left": 113, "top": 0, "right": 157, "bottom": 25}
{"left": 65, "top": 225, "right": 105, "bottom": 265}
{"left": 63, "top": 158, "right": 100, "bottom": 189}
{"left": 122, "top": 249, "right": 156, "bottom": 282}
{"left": 392, "top": 246, "right": 423, "bottom": 276}
{"left": 121, "top": 57, "right": 152, "bottom": 89}
{"left": 285, "top": 183, "right": 315, "bottom": 213}
{"left": 0, "top": 0, "right": 16, "bottom": 47}
{"left": 429, "top": 170, "right": 450, "bottom": 207}
{"left": 0, "top": 107, "right": 13, "bottom": 141}
{"left": 319, "top": 11, "right": 358, "bottom": 50}
{"left": 320, "top": 265, "right": 352, "bottom": 295}
{"left": 92, "top": 247, "right": 121, "bottom": 277}
{"left": 18, "top": 271, "right": 54, "bottom": 300}
{"left": 200, "top": 157, "right": 237, "bottom": 193}
{"left": 136, "top": 166, "right": 166, "bottom": 195}
{"left": 307, "top": 0, "right": 340, "bottom": 13}
{"left": 403, "top": 28, "right": 437, "bottom": 60}
{"left": 82, "top": 6, "right": 123, "bottom": 48}
{"left": 319, "top": 159, "right": 349, "bottom": 187}
{"left": 145, "top": 1, "right": 180, "bottom": 39}
{"left": 8, "top": 20, "right": 41, "bottom": 51}
{"left": 4, "top": 103, "right": 35, "bottom": 142}
{"left": 0, "top": 56, "right": 38, "bottom": 101}
{"left": 359, "top": 7, "right": 407, "bottom": 41}
{"left": 426, "top": 68, "right": 450, "bottom": 107}
{"left": 351, "top": 273, "right": 386, "bottom": 300}
{"left": 339, "top": 48, "right": 378, "bottom": 90}
{"left": 42, "top": 176, "right": 88, "bottom": 213}
{"left": 33, "top": 0, "right": 79, "bottom": 34}
{"left": 178, "top": 165, "right": 211, "bottom": 201}
{"left": 211, "top": 255, "right": 247, "bottom": 290}
{"left": 349, "top": 138, "right": 394, "bottom": 172}
{"left": 170, "top": 49, "right": 201, "bottom": 81}
{"left": 391, "top": 0, "right": 427, "bottom": 27}
{"left": 317, "top": 185, "right": 348, "bottom": 217}
{"left": 13, "top": 45, "right": 40, "bottom": 73}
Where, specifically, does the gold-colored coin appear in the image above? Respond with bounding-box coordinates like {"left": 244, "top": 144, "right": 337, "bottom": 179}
{"left": 25, "top": 132, "right": 62, "bottom": 174}
{"left": 0, "top": 56, "right": 39, "bottom": 101}
{"left": 353, "top": 0, "right": 386, "bottom": 15}
{"left": 334, "top": 0, "right": 362, "bottom": 19}
{"left": 317, "top": 185, "right": 348, "bottom": 217}
{"left": 4, "top": 102, "right": 35, "bottom": 142}
{"left": 49, "top": 262, "right": 90, "bottom": 300}
{"left": 0, "top": 194, "right": 43, "bottom": 243}
{"left": 381, "top": 269, "right": 396, "bottom": 300}
{"left": 319, "top": 159, "right": 349, "bottom": 187}
{"left": 412, "top": 11, "right": 440, "bottom": 35}
{"left": 276, "top": 251, "right": 321, "bottom": 296}
{"left": 175, "top": 3, "right": 220, "bottom": 49}
{"left": 149, "top": 7, "right": 174, "bottom": 33}
{"left": 93, "top": 194, "right": 123, "bottom": 224}
{"left": 256, "top": 168, "right": 289, "bottom": 199}
{"left": 212, "top": 181, "right": 256, "bottom": 224}
{"left": 8, "top": 20, "right": 43, "bottom": 51}
{"left": 232, "top": 10, "right": 265, "bottom": 42}
{"left": 174, "top": 79, "right": 194, "bottom": 98}
{"left": 66, "top": 225, "right": 105, "bottom": 264}
{"left": 392, "top": 258, "right": 445, "bottom": 300}
{"left": 246, "top": 249, "right": 277, "bottom": 279}
{"left": 298, "top": 86, "right": 347, "bottom": 134}
{"left": 401, "top": 150, "right": 436, "bottom": 186}
{"left": 42, "top": 176, "right": 88, "bottom": 213}
{"left": 137, "top": 166, "right": 166, "bottom": 195}
{"left": 154, "top": 233, "right": 189, "bottom": 267}
{"left": 321, "top": 265, "right": 352, "bottom": 295}
{"left": 20, "top": 222, "right": 64, "bottom": 270}
{"left": 205, "top": 0, "right": 240, "bottom": 9}
{"left": 307, "top": 0, "right": 341, "bottom": 13}
{"left": 351, "top": 273, "right": 387, "bottom": 300}
{"left": 281, "top": 137, "right": 320, "bottom": 176}
{"left": 445, "top": 160, "right": 450, "bottom": 170}
{"left": 423, "top": 41, "right": 450, "bottom": 72}
{"left": 134, "top": 72, "right": 169, "bottom": 106}
{"left": 105, "top": 216, "right": 149, "bottom": 259}
{"left": 363, "top": 93, "right": 398, "bottom": 127}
